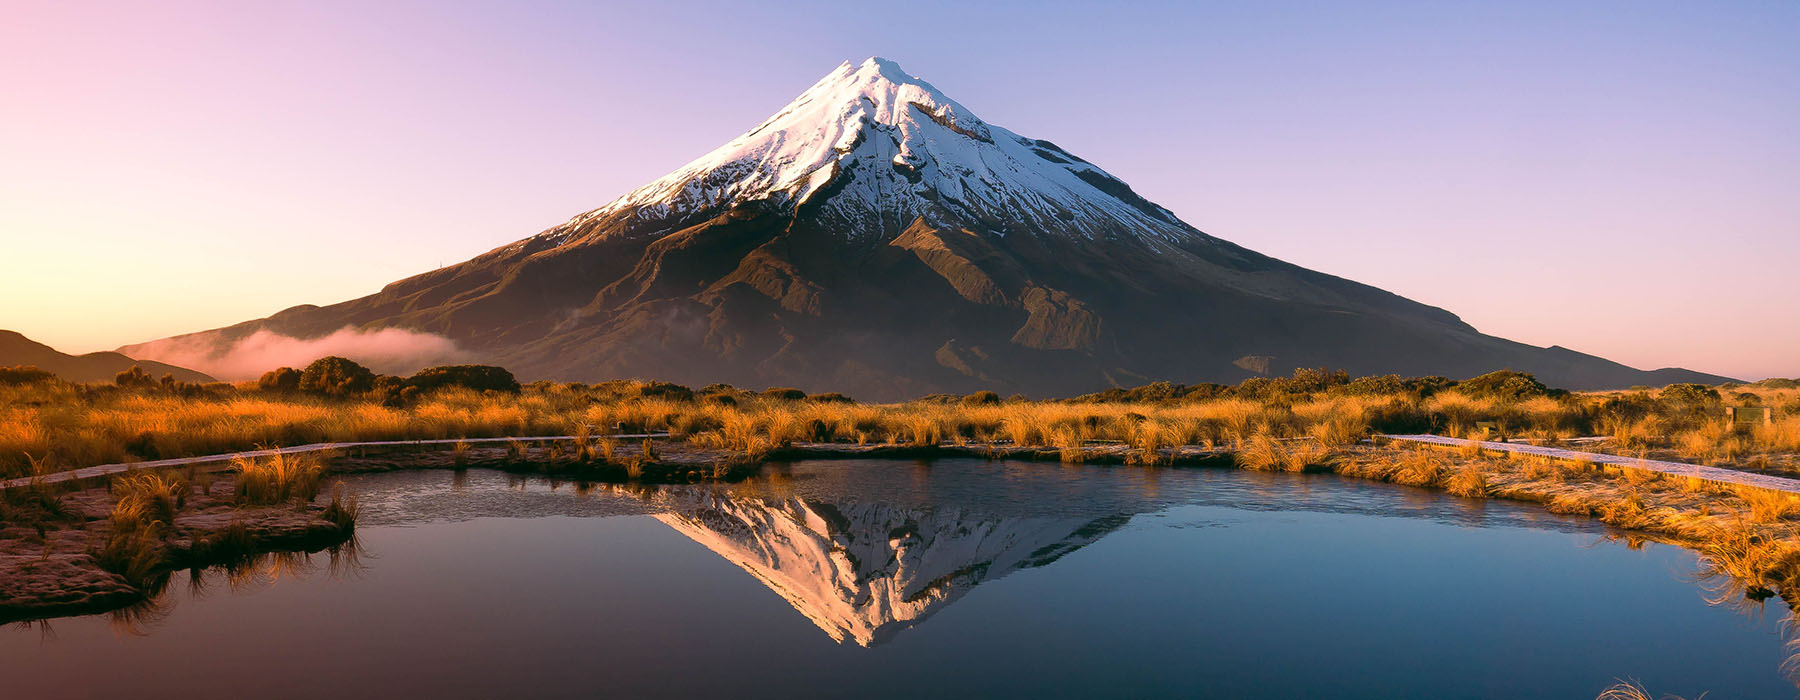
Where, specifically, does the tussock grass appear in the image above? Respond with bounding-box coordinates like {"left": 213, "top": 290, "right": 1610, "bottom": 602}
{"left": 1235, "top": 433, "right": 1331, "bottom": 472}
{"left": 1738, "top": 486, "right": 1800, "bottom": 523}
{"left": 93, "top": 472, "right": 190, "bottom": 586}
{"left": 1444, "top": 465, "right": 1490, "bottom": 498}
{"left": 321, "top": 484, "right": 358, "bottom": 530}
{"left": 232, "top": 452, "right": 324, "bottom": 506}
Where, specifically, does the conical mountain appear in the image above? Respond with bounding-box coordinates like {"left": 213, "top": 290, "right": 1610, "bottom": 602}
{"left": 121, "top": 58, "right": 1731, "bottom": 398}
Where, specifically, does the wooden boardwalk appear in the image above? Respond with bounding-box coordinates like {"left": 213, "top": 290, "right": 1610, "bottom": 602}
{"left": 1382, "top": 434, "right": 1800, "bottom": 495}
{"left": 0, "top": 434, "right": 665, "bottom": 492}
{"left": 9, "top": 432, "right": 1798, "bottom": 497}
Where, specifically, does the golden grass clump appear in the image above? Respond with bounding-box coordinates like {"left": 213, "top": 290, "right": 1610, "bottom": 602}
{"left": 1602, "top": 414, "right": 1664, "bottom": 451}
{"left": 1754, "top": 415, "right": 1800, "bottom": 453}
{"left": 1390, "top": 450, "right": 1448, "bottom": 487}
{"left": 1234, "top": 433, "right": 1330, "bottom": 472}
{"left": 1738, "top": 485, "right": 1800, "bottom": 523}
{"left": 93, "top": 471, "right": 190, "bottom": 586}
{"left": 1444, "top": 465, "right": 1490, "bottom": 498}
{"left": 232, "top": 452, "right": 325, "bottom": 506}
{"left": 111, "top": 472, "right": 188, "bottom": 525}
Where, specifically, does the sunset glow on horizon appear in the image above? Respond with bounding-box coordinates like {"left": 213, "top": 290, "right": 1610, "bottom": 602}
{"left": 3, "top": 0, "right": 1795, "bottom": 379}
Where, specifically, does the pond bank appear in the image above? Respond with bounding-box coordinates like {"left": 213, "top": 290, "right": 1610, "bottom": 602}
{"left": 0, "top": 473, "right": 353, "bottom": 623}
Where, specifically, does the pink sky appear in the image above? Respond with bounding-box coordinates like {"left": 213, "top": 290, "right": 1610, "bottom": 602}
{"left": 2, "top": 1, "right": 1795, "bottom": 380}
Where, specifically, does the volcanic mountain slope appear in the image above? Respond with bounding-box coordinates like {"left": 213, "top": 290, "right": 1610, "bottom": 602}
{"left": 1, "top": 330, "right": 213, "bottom": 383}
{"left": 121, "top": 58, "right": 1732, "bottom": 398}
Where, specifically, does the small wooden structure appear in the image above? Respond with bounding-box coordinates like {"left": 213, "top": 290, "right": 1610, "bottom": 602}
{"left": 1726, "top": 406, "right": 1774, "bottom": 428}
{"left": 1473, "top": 420, "right": 1505, "bottom": 442}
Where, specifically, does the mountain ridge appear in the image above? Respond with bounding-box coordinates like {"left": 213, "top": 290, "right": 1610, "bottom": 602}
{"left": 117, "top": 57, "right": 1735, "bottom": 397}
{"left": 1, "top": 330, "right": 214, "bottom": 384}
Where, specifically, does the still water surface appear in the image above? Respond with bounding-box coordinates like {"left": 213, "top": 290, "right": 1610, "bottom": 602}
{"left": 2, "top": 459, "right": 1792, "bottom": 698}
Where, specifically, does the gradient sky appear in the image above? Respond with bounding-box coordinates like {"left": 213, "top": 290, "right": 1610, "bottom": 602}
{"left": 2, "top": 0, "right": 1795, "bottom": 379}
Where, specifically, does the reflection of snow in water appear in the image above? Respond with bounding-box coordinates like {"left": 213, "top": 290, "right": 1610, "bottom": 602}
{"left": 645, "top": 487, "right": 1128, "bottom": 646}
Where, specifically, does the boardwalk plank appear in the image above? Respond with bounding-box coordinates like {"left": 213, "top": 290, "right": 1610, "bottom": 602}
{"left": 1382, "top": 434, "right": 1800, "bottom": 494}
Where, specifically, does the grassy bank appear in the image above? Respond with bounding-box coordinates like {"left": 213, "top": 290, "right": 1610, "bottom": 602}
{"left": 5, "top": 360, "right": 1800, "bottom": 627}
{"left": 0, "top": 451, "right": 356, "bottom": 623}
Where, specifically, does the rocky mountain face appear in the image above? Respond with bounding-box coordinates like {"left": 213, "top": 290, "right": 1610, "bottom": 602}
{"left": 119, "top": 58, "right": 1731, "bottom": 398}
{"left": 0, "top": 330, "right": 213, "bottom": 384}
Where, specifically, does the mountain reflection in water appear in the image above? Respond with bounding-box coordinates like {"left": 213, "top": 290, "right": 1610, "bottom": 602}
{"left": 597, "top": 458, "right": 1618, "bottom": 647}
{"left": 639, "top": 485, "right": 1128, "bottom": 646}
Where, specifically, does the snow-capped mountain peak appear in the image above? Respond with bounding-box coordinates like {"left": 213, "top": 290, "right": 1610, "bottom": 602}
{"left": 555, "top": 57, "right": 1199, "bottom": 244}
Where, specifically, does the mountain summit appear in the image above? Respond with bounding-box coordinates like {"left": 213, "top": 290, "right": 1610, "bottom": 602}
{"left": 121, "top": 58, "right": 1731, "bottom": 397}
{"left": 560, "top": 57, "right": 1198, "bottom": 247}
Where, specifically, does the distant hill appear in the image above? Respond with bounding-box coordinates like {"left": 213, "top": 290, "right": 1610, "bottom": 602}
{"left": 0, "top": 330, "right": 214, "bottom": 384}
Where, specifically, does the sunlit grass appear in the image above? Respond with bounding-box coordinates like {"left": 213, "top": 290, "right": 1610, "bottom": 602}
{"left": 232, "top": 452, "right": 325, "bottom": 506}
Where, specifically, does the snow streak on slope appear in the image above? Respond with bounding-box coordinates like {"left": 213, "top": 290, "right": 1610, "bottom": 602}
{"left": 545, "top": 57, "right": 1204, "bottom": 244}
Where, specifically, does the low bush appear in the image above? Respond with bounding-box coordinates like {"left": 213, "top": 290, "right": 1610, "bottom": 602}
{"left": 406, "top": 365, "right": 520, "bottom": 393}
{"left": 961, "top": 391, "right": 1001, "bottom": 406}
{"left": 257, "top": 367, "right": 302, "bottom": 393}
{"left": 1455, "top": 370, "right": 1551, "bottom": 400}
{"left": 298, "top": 356, "right": 376, "bottom": 397}
{"left": 115, "top": 365, "right": 157, "bottom": 388}
{"left": 0, "top": 365, "right": 57, "bottom": 386}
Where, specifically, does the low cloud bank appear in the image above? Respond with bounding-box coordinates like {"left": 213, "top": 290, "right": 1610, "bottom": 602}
{"left": 126, "top": 327, "right": 469, "bottom": 381}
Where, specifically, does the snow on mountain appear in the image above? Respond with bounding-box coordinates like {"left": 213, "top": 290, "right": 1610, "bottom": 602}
{"left": 547, "top": 57, "right": 1202, "bottom": 245}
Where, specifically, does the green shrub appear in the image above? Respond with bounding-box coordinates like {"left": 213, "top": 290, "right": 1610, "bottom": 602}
{"left": 1409, "top": 376, "right": 1456, "bottom": 396}
{"left": 811, "top": 392, "right": 856, "bottom": 403}
{"left": 762, "top": 387, "right": 807, "bottom": 401}
{"left": 635, "top": 381, "right": 694, "bottom": 401}
{"left": 115, "top": 365, "right": 156, "bottom": 388}
{"left": 961, "top": 390, "right": 1001, "bottom": 406}
{"left": 408, "top": 365, "right": 521, "bottom": 393}
{"left": 298, "top": 356, "right": 375, "bottom": 397}
{"left": 1597, "top": 393, "right": 1659, "bottom": 423}
{"left": 0, "top": 365, "right": 56, "bottom": 386}
{"left": 257, "top": 367, "right": 302, "bottom": 393}
{"left": 1455, "top": 370, "right": 1551, "bottom": 400}
{"left": 372, "top": 375, "right": 416, "bottom": 407}
{"left": 1340, "top": 374, "right": 1410, "bottom": 396}
{"left": 593, "top": 380, "right": 693, "bottom": 401}
{"left": 1659, "top": 383, "right": 1721, "bottom": 408}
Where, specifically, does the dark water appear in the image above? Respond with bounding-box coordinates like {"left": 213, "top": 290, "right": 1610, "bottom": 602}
{"left": 3, "top": 460, "right": 1793, "bottom": 699}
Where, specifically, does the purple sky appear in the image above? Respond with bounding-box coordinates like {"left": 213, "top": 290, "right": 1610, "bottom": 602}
{"left": 3, "top": 0, "right": 1795, "bottom": 379}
